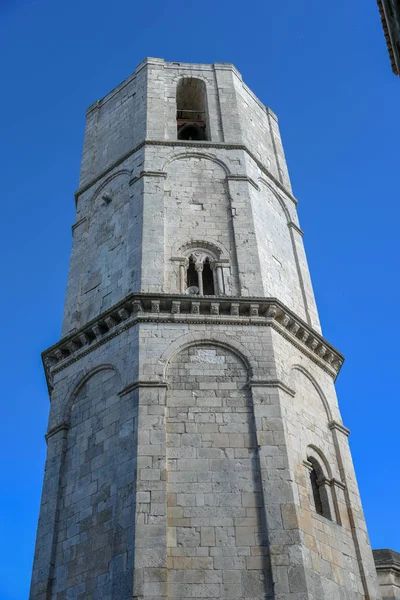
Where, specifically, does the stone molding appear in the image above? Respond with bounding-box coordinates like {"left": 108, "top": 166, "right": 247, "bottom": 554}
{"left": 331, "top": 478, "right": 346, "bottom": 491}
{"left": 74, "top": 140, "right": 298, "bottom": 207}
{"left": 71, "top": 217, "right": 87, "bottom": 232}
{"left": 248, "top": 378, "right": 296, "bottom": 397}
{"left": 128, "top": 171, "right": 167, "bottom": 186}
{"left": 226, "top": 174, "right": 259, "bottom": 191}
{"left": 118, "top": 380, "right": 168, "bottom": 397}
{"left": 45, "top": 422, "right": 69, "bottom": 441}
{"left": 42, "top": 294, "right": 344, "bottom": 391}
{"left": 329, "top": 421, "right": 351, "bottom": 436}
{"left": 302, "top": 461, "right": 346, "bottom": 491}
{"left": 288, "top": 221, "right": 304, "bottom": 237}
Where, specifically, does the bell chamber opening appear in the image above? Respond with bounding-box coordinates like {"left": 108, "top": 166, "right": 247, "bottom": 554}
{"left": 176, "top": 78, "right": 209, "bottom": 141}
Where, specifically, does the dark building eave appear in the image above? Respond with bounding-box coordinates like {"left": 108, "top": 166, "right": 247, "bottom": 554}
{"left": 373, "top": 548, "right": 400, "bottom": 570}
{"left": 377, "top": 0, "right": 400, "bottom": 75}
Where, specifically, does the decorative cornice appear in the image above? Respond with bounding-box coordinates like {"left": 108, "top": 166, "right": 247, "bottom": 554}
{"left": 329, "top": 421, "right": 350, "bottom": 437}
{"left": 42, "top": 294, "right": 344, "bottom": 391}
{"left": 377, "top": 0, "right": 400, "bottom": 76}
{"left": 74, "top": 140, "right": 297, "bottom": 207}
{"left": 45, "top": 422, "right": 69, "bottom": 441}
{"left": 118, "top": 380, "right": 168, "bottom": 396}
{"left": 248, "top": 378, "right": 295, "bottom": 397}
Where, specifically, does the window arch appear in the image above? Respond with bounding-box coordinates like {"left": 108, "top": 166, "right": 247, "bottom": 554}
{"left": 184, "top": 251, "right": 215, "bottom": 295}
{"left": 176, "top": 78, "right": 209, "bottom": 141}
{"left": 306, "top": 454, "right": 333, "bottom": 521}
{"left": 175, "top": 243, "right": 227, "bottom": 296}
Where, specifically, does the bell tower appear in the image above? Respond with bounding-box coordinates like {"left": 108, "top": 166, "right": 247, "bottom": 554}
{"left": 30, "top": 58, "right": 381, "bottom": 600}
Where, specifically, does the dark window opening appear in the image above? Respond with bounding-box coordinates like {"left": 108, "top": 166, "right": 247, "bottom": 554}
{"left": 310, "top": 468, "right": 324, "bottom": 516}
{"left": 178, "top": 123, "right": 206, "bottom": 141}
{"left": 202, "top": 258, "right": 215, "bottom": 295}
{"left": 308, "top": 456, "right": 332, "bottom": 521}
{"left": 177, "top": 78, "right": 209, "bottom": 141}
{"left": 187, "top": 257, "right": 198, "bottom": 289}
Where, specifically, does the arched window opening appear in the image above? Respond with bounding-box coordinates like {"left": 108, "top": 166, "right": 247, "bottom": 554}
{"left": 187, "top": 257, "right": 198, "bottom": 291}
{"left": 310, "top": 468, "right": 323, "bottom": 516}
{"left": 178, "top": 243, "right": 226, "bottom": 296}
{"left": 202, "top": 258, "right": 215, "bottom": 295}
{"left": 307, "top": 456, "right": 332, "bottom": 521}
{"left": 177, "top": 78, "right": 209, "bottom": 141}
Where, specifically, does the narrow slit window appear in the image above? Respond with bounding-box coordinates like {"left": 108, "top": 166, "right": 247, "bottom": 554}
{"left": 187, "top": 257, "right": 198, "bottom": 290}
{"left": 202, "top": 258, "right": 215, "bottom": 295}
{"left": 307, "top": 456, "right": 332, "bottom": 521}
{"left": 310, "top": 467, "right": 324, "bottom": 516}
{"left": 177, "top": 78, "right": 209, "bottom": 141}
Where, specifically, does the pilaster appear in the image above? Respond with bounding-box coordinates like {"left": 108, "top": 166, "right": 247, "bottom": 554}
{"left": 146, "top": 59, "right": 167, "bottom": 141}
{"left": 288, "top": 223, "right": 321, "bottom": 333}
{"left": 30, "top": 424, "right": 69, "bottom": 600}
{"left": 226, "top": 175, "right": 264, "bottom": 297}
{"left": 62, "top": 217, "right": 87, "bottom": 336}
{"left": 214, "top": 64, "right": 244, "bottom": 144}
{"left": 251, "top": 380, "right": 312, "bottom": 599}
{"left": 131, "top": 382, "right": 168, "bottom": 600}
{"left": 134, "top": 170, "right": 167, "bottom": 293}
{"left": 266, "top": 108, "right": 292, "bottom": 194}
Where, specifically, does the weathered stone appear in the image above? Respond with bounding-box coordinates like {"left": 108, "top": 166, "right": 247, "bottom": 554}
{"left": 30, "top": 58, "right": 383, "bottom": 600}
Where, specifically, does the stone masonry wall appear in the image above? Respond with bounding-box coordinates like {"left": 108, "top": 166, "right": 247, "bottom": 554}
{"left": 64, "top": 142, "right": 318, "bottom": 335}
{"left": 47, "top": 367, "right": 137, "bottom": 599}
{"left": 251, "top": 178, "right": 305, "bottom": 316}
{"left": 374, "top": 548, "right": 400, "bottom": 599}
{"left": 62, "top": 149, "right": 145, "bottom": 336}
{"left": 32, "top": 58, "right": 382, "bottom": 600}
{"left": 272, "top": 329, "right": 381, "bottom": 599}
{"left": 78, "top": 59, "right": 291, "bottom": 199}
{"left": 166, "top": 344, "right": 271, "bottom": 599}
{"left": 164, "top": 156, "right": 239, "bottom": 295}
{"left": 64, "top": 59, "right": 319, "bottom": 335}
{"left": 32, "top": 318, "right": 382, "bottom": 599}
{"left": 79, "top": 61, "right": 147, "bottom": 188}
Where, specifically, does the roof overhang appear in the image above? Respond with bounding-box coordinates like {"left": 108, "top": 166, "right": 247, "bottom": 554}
{"left": 377, "top": 0, "right": 400, "bottom": 75}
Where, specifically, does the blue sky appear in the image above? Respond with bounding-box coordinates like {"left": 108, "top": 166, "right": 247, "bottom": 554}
{"left": 1, "top": 0, "right": 399, "bottom": 598}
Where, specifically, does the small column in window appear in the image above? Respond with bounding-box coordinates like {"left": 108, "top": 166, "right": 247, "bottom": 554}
{"left": 215, "top": 264, "right": 225, "bottom": 295}
{"left": 195, "top": 263, "right": 204, "bottom": 295}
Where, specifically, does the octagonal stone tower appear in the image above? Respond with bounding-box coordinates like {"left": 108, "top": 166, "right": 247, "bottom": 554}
{"left": 31, "top": 58, "right": 381, "bottom": 600}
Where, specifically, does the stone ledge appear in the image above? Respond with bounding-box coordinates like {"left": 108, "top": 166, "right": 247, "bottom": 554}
{"left": 42, "top": 294, "right": 344, "bottom": 392}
